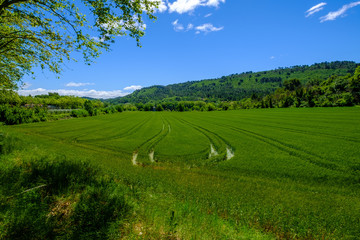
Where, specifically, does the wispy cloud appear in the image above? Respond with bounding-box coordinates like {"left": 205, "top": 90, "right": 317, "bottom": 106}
{"left": 172, "top": 19, "right": 185, "bottom": 31}
{"left": 172, "top": 20, "right": 195, "bottom": 31}
{"left": 66, "top": 82, "right": 95, "bottom": 87}
{"left": 172, "top": 20, "right": 223, "bottom": 34}
{"left": 320, "top": 1, "right": 360, "bottom": 22}
{"left": 270, "top": 56, "right": 275, "bottom": 60}
{"left": 123, "top": 85, "right": 142, "bottom": 91}
{"left": 306, "top": 2, "right": 327, "bottom": 17}
{"left": 195, "top": 23, "right": 223, "bottom": 33}
{"left": 168, "top": 0, "right": 225, "bottom": 14}
{"left": 204, "top": 13, "right": 213, "bottom": 18}
{"left": 18, "top": 88, "right": 129, "bottom": 99}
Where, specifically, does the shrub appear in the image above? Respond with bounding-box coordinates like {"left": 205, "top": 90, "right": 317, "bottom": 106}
{"left": 0, "top": 104, "right": 48, "bottom": 125}
{"left": 0, "top": 132, "right": 23, "bottom": 155}
{"left": 114, "top": 105, "right": 124, "bottom": 112}
{"left": 0, "top": 154, "right": 130, "bottom": 239}
{"left": 70, "top": 109, "right": 89, "bottom": 118}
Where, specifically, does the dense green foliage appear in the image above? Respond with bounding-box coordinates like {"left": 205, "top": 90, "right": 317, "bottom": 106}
{"left": 238, "top": 66, "right": 360, "bottom": 109}
{"left": 0, "top": 104, "right": 48, "bottom": 125}
{"left": 0, "top": 133, "right": 130, "bottom": 239}
{"left": 0, "top": 91, "right": 102, "bottom": 109}
{"left": 7, "top": 108, "right": 360, "bottom": 239}
{"left": 108, "top": 61, "right": 358, "bottom": 104}
{"left": 0, "top": 91, "right": 125, "bottom": 125}
{"left": 0, "top": 0, "right": 157, "bottom": 87}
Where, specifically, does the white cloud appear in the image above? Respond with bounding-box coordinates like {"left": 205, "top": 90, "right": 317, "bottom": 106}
{"left": 320, "top": 1, "right": 360, "bottom": 22}
{"left": 168, "top": 0, "right": 225, "bottom": 14}
{"left": 157, "top": 0, "right": 168, "bottom": 12}
{"left": 172, "top": 19, "right": 185, "bottom": 31}
{"left": 123, "top": 85, "right": 143, "bottom": 91}
{"left": 148, "top": 0, "right": 168, "bottom": 13}
{"left": 205, "top": 0, "right": 225, "bottom": 7}
{"left": 195, "top": 23, "right": 223, "bottom": 33}
{"left": 18, "top": 88, "right": 129, "bottom": 99}
{"left": 66, "top": 82, "right": 95, "bottom": 87}
{"left": 172, "top": 20, "right": 221, "bottom": 34}
{"left": 270, "top": 56, "right": 275, "bottom": 60}
{"left": 204, "top": 13, "right": 212, "bottom": 17}
{"left": 306, "top": 2, "right": 327, "bottom": 17}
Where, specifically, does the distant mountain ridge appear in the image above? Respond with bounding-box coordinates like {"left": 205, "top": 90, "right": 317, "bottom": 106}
{"left": 107, "top": 61, "right": 359, "bottom": 104}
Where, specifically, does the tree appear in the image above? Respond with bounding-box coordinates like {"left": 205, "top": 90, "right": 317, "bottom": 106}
{"left": 349, "top": 66, "right": 360, "bottom": 103}
{"left": 0, "top": 0, "right": 159, "bottom": 88}
{"left": 283, "top": 79, "right": 301, "bottom": 91}
{"left": 84, "top": 100, "right": 94, "bottom": 116}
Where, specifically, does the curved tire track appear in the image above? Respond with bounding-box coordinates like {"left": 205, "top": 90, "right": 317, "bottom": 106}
{"left": 177, "top": 117, "right": 234, "bottom": 162}
{"left": 225, "top": 124, "right": 346, "bottom": 173}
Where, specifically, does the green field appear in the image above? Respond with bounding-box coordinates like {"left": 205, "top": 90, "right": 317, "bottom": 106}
{"left": 5, "top": 108, "right": 360, "bottom": 239}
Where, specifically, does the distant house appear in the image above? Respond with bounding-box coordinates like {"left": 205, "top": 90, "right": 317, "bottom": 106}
{"left": 24, "top": 104, "right": 43, "bottom": 108}
{"left": 47, "top": 105, "right": 58, "bottom": 109}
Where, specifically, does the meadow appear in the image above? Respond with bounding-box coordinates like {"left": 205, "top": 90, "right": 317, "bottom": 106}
{"left": 3, "top": 107, "right": 360, "bottom": 239}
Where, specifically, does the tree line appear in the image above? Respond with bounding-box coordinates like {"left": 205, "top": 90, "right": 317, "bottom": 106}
{"left": 0, "top": 92, "right": 118, "bottom": 125}
{"left": 1, "top": 65, "right": 359, "bottom": 125}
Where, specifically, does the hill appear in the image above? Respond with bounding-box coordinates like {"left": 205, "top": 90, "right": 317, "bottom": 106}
{"left": 107, "top": 61, "right": 358, "bottom": 104}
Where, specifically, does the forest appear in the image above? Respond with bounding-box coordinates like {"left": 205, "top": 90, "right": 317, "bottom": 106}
{"left": 112, "top": 62, "right": 360, "bottom": 112}
{"left": 109, "top": 61, "right": 358, "bottom": 104}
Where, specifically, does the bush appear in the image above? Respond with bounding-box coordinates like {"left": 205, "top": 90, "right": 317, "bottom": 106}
{"left": 336, "top": 93, "right": 354, "bottom": 106}
{"left": 114, "top": 105, "right": 124, "bottom": 112}
{"left": 70, "top": 109, "right": 89, "bottom": 118}
{"left": 0, "top": 104, "right": 48, "bottom": 125}
{"left": 0, "top": 155, "right": 130, "bottom": 239}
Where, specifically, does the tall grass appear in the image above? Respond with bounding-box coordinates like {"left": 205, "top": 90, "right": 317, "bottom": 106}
{"left": 0, "top": 133, "right": 130, "bottom": 239}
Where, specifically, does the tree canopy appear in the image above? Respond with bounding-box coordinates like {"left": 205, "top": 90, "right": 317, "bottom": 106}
{"left": 0, "top": 0, "right": 159, "bottom": 88}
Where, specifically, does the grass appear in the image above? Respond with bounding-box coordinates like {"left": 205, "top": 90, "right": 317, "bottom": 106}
{"left": 3, "top": 107, "right": 360, "bottom": 239}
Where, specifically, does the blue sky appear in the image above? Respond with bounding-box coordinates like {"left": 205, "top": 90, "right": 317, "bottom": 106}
{"left": 19, "top": 0, "right": 360, "bottom": 99}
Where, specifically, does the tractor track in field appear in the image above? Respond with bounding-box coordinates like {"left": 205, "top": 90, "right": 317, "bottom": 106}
{"left": 146, "top": 120, "right": 171, "bottom": 153}
{"left": 39, "top": 114, "right": 135, "bottom": 136}
{"left": 135, "top": 119, "right": 167, "bottom": 150}
{"left": 131, "top": 116, "right": 171, "bottom": 165}
{"left": 172, "top": 118, "right": 221, "bottom": 159}
{"left": 224, "top": 124, "right": 347, "bottom": 173}
{"left": 177, "top": 118, "right": 234, "bottom": 161}
{"left": 191, "top": 115, "right": 360, "bottom": 144}
{"left": 188, "top": 114, "right": 347, "bottom": 171}
{"left": 74, "top": 116, "right": 152, "bottom": 143}
{"left": 258, "top": 124, "right": 360, "bottom": 144}
{"left": 226, "top": 118, "right": 360, "bottom": 144}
